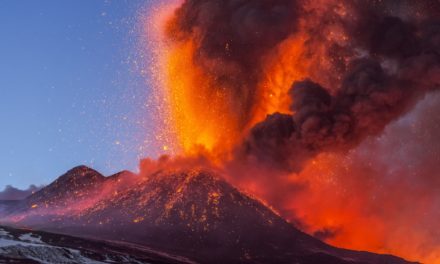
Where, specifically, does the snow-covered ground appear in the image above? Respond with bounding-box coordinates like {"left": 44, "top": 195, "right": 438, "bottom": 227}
{"left": 0, "top": 228, "right": 145, "bottom": 264}
{"left": 19, "top": 233, "right": 44, "bottom": 244}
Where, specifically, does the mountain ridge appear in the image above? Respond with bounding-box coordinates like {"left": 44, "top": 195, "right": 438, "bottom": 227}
{"left": 0, "top": 165, "right": 419, "bottom": 264}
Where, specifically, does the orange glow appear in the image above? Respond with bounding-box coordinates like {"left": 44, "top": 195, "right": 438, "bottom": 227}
{"left": 156, "top": 17, "right": 340, "bottom": 158}
{"left": 133, "top": 217, "right": 144, "bottom": 223}
{"left": 286, "top": 154, "right": 440, "bottom": 264}
{"left": 145, "top": 2, "right": 439, "bottom": 264}
{"left": 158, "top": 32, "right": 315, "bottom": 159}
{"left": 251, "top": 35, "right": 310, "bottom": 124}
{"left": 164, "top": 39, "right": 241, "bottom": 156}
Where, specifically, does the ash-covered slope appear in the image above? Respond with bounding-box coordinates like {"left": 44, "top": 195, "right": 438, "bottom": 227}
{"left": 0, "top": 225, "right": 193, "bottom": 264}
{"left": 0, "top": 166, "right": 417, "bottom": 264}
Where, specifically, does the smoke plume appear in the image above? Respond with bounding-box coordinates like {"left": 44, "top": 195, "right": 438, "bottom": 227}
{"left": 166, "top": 0, "right": 440, "bottom": 167}
{"left": 242, "top": 55, "right": 439, "bottom": 172}
{"left": 158, "top": 0, "right": 440, "bottom": 262}
{"left": 236, "top": 3, "right": 440, "bottom": 172}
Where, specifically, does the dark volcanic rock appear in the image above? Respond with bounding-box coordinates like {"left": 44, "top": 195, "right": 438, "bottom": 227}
{"left": 27, "top": 166, "right": 106, "bottom": 206}
{"left": 0, "top": 166, "right": 418, "bottom": 264}
{"left": 0, "top": 225, "right": 193, "bottom": 264}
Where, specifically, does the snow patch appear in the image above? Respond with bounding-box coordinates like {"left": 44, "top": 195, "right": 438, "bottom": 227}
{"left": 0, "top": 245, "right": 108, "bottom": 264}
{"left": 0, "top": 232, "right": 107, "bottom": 263}
{"left": 19, "top": 233, "right": 43, "bottom": 244}
{"left": 0, "top": 228, "right": 10, "bottom": 237}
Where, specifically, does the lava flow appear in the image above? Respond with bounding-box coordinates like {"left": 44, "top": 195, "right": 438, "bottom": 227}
{"left": 146, "top": 0, "right": 440, "bottom": 263}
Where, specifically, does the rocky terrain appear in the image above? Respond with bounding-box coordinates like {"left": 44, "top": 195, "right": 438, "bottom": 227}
{"left": 0, "top": 225, "right": 194, "bottom": 264}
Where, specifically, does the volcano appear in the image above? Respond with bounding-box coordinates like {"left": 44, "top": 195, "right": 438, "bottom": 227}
{"left": 0, "top": 166, "right": 417, "bottom": 264}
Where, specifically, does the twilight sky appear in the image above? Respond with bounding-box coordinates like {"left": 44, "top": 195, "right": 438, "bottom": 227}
{"left": 0, "top": 0, "right": 160, "bottom": 189}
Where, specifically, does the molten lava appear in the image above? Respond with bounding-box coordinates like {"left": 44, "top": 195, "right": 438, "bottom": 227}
{"left": 165, "top": 38, "right": 242, "bottom": 155}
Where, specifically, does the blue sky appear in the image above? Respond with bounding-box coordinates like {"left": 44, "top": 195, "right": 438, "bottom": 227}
{"left": 0, "top": 1, "right": 161, "bottom": 189}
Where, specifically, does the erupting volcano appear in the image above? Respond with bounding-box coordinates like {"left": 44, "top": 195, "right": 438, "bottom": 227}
{"left": 0, "top": 166, "right": 419, "bottom": 264}
{"left": 1, "top": 0, "right": 440, "bottom": 263}
{"left": 151, "top": 0, "right": 440, "bottom": 262}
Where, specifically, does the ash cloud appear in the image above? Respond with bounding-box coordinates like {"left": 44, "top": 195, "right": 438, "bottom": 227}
{"left": 236, "top": 1, "right": 440, "bottom": 172}
{"left": 294, "top": 90, "right": 440, "bottom": 262}
{"left": 168, "top": 1, "right": 440, "bottom": 172}
{"left": 0, "top": 185, "right": 43, "bottom": 200}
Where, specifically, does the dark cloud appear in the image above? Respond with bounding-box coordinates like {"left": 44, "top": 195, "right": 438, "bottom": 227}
{"left": 235, "top": 1, "right": 440, "bottom": 173}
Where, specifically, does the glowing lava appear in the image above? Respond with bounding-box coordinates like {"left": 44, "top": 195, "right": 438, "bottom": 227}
{"left": 164, "top": 39, "right": 241, "bottom": 155}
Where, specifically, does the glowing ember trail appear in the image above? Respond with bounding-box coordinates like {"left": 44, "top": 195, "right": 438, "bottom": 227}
{"left": 145, "top": 0, "right": 440, "bottom": 263}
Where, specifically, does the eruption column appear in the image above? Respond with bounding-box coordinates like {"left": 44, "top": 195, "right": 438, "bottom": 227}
{"left": 150, "top": 0, "right": 440, "bottom": 263}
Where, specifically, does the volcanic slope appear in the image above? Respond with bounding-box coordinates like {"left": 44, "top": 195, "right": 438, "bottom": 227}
{"left": 0, "top": 166, "right": 418, "bottom": 264}
{"left": 0, "top": 225, "right": 194, "bottom": 264}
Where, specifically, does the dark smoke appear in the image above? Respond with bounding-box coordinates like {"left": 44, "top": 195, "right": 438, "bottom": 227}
{"left": 166, "top": 2, "right": 440, "bottom": 260}
{"left": 169, "top": 0, "right": 440, "bottom": 171}
{"left": 236, "top": 2, "right": 440, "bottom": 172}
